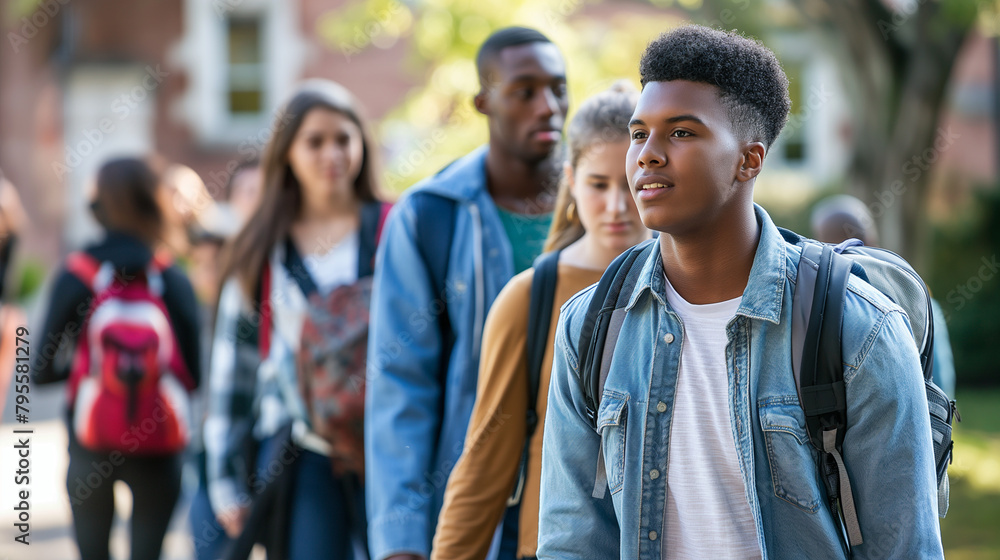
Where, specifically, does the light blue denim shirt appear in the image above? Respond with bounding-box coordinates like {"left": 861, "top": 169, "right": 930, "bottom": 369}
{"left": 365, "top": 146, "right": 517, "bottom": 560}
{"left": 538, "top": 205, "right": 943, "bottom": 559}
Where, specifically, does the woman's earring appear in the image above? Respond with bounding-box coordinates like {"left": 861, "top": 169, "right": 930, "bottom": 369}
{"left": 566, "top": 201, "right": 576, "bottom": 222}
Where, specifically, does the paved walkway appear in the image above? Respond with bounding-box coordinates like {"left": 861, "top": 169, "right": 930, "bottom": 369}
{"left": 0, "top": 383, "right": 202, "bottom": 560}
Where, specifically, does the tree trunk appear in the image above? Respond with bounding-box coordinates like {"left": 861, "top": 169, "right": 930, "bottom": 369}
{"left": 788, "top": 0, "right": 973, "bottom": 271}
{"left": 876, "top": 12, "right": 965, "bottom": 270}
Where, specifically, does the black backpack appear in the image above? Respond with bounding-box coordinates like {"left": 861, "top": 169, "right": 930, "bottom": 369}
{"left": 411, "top": 192, "right": 458, "bottom": 436}
{"left": 507, "top": 250, "right": 561, "bottom": 505}
{"left": 575, "top": 234, "right": 957, "bottom": 556}
{"left": 410, "top": 187, "right": 564, "bottom": 509}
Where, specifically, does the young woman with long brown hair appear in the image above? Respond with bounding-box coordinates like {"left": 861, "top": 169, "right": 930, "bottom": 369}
{"left": 203, "top": 79, "right": 384, "bottom": 560}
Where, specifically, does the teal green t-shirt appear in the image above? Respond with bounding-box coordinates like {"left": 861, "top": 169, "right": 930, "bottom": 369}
{"left": 496, "top": 207, "right": 553, "bottom": 274}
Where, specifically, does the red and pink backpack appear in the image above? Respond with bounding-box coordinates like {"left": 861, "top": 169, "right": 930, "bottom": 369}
{"left": 65, "top": 251, "right": 195, "bottom": 455}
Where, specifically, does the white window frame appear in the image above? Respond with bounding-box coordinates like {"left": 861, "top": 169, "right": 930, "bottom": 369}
{"left": 767, "top": 32, "right": 850, "bottom": 182}
{"left": 170, "top": 0, "right": 305, "bottom": 146}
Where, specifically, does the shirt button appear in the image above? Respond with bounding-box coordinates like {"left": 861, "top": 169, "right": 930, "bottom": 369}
{"left": 649, "top": 469, "right": 660, "bottom": 480}
{"left": 656, "top": 401, "right": 667, "bottom": 413}
{"left": 649, "top": 531, "right": 658, "bottom": 541}
{"left": 663, "top": 333, "right": 675, "bottom": 344}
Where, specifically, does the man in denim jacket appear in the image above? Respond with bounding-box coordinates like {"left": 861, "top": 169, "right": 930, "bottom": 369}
{"left": 366, "top": 27, "right": 569, "bottom": 560}
{"left": 538, "top": 26, "right": 943, "bottom": 559}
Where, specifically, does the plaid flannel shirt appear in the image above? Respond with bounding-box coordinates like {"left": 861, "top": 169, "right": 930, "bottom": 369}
{"left": 203, "top": 246, "right": 311, "bottom": 517}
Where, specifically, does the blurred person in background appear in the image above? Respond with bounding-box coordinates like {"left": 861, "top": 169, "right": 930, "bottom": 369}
{"left": 186, "top": 222, "right": 234, "bottom": 560}
{"left": 432, "top": 83, "right": 649, "bottom": 560}
{"left": 365, "top": 26, "right": 569, "bottom": 560}
{"left": 185, "top": 158, "right": 261, "bottom": 309}
{"left": 187, "top": 159, "right": 261, "bottom": 560}
{"left": 0, "top": 167, "right": 25, "bottom": 300}
{"left": 225, "top": 159, "right": 263, "bottom": 225}
{"left": 0, "top": 167, "right": 27, "bottom": 417}
{"left": 187, "top": 208, "right": 239, "bottom": 308}
{"left": 810, "top": 194, "right": 879, "bottom": 247}
{"left": 31, "top": 156, "right": 202, "bottom": 560}
{"left": 160, "top": 162, "right": 216, "bottom": 259}
{"left": 811, "top": 194, "right": 956, "bottom": 398}
{"left": 205, "top": 79, "right": 387, "bottom": 560}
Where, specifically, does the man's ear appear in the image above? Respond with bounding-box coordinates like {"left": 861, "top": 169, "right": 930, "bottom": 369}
{"left": 474, "top": 89, "right": 489, "bottom": 116}
{"left": 736, "top": 142, "right": 766, "bottom": 183}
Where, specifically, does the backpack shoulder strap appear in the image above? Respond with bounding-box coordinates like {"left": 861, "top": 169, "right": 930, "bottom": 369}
{"left": 795, "top": 242, "right": 863, "bottom": 549}
{"left": 577, "top": 240, "right": 657, "bottom": 429}
{"left": 508, "top": 248, "right": 562, "bottom": 507}
{"left": 377, "top": 200, "right": 392, "bottom": 241}
{"left": 411, "top": 192, "right": 457, "bottom": 367}
{"left": 144, "top": 250, "right": 173, "bottom": 297}
{"left": 411, "top": 192, "right": 456, "bottom": 304}
{"left": 65, "top": 252, "right": 101, "bottom": 291}
{"left": 357, "top": 201, "right": 393, "bottom": 278}
{"left": 410, "top": 191, "right": 458, "bottom": 487}
{"left": 282, "top": 237, "right": 319, "bottom": 297}
{"left": 525, "top": 249, "right": 562, "bottom": 437}
{"left": 798, "top": 243, "right": 851, "bottom": 447}
{"left": 259, "top": 238, "right": 323, "bottom": 359}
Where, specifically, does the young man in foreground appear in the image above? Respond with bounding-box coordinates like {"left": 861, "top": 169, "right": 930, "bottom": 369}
{"left": 537, "top": 25, "right": 943, "bottom": 559}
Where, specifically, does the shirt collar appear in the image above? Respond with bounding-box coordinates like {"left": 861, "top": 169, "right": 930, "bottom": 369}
{"left": 626, "top": 204, "right": 787, "bottom": 325}
{"left": 411, "top": 145, "right": 489, "bottom": 202}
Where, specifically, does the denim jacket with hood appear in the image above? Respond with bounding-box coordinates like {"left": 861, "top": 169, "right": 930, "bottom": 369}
{"left": 366, "top": 146, "right": 518, "bottom": 560}
{"left": 537, "top": 204, "right": 943, "bottom": 559}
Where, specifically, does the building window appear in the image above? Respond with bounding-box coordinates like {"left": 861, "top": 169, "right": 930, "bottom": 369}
{"left": 783, "top": 60, "right": 807, "bottom": 164}
{"left": 177, "top": 0, "right": 304, "bottom": 144}
{"left": 227, "top": 17, "right": 264, "bottom": 116}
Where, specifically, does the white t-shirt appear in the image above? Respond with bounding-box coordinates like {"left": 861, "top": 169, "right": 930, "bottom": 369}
{"left": 301, "top": 230, "right": 359, "bottom": 296}
{"left": 661, "top": 276, "right": 761, "bottom": 559}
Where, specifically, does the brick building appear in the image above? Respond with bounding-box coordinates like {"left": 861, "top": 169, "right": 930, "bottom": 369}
{"left": 0, "top": 0, "right": 995, "bottom": 273}
{"left": 0, "top": 0, "right": 417, "bottom": 269}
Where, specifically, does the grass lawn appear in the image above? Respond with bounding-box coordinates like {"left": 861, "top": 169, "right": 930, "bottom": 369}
{"left": 941, "top": 388, "right": 1000, "bottom": 559}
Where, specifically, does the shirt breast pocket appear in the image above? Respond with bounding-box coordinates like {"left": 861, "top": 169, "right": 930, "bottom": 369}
{"left": 597, "top": 390, "right": 629, "bottom": 495}
{"left": 758, "top": 397, "right": 823, "bottom": 513}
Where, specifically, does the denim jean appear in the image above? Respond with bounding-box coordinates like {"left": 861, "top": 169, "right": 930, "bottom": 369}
{"left": 498, "top": 504, "right": 519, "bottom": 559}
{"left": 189, "top": 477, "right": 232, "bottom": 560}
{"left": 256, "top": 432, "right": 366, "bottom": 560}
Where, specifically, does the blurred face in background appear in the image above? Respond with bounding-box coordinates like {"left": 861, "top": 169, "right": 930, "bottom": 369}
{"left": 228, "top": 165, "right": 262, "bottom": 224}
{"left": 570, "top": 140, "right": 647, "bottom": 254}
{"left": 160, "top": 164, "right": 211, "bottom": 227}
{"left": 189, "top": 238, "right": 224, "bottom": 305}
{"left": 286, "top": 108, "right": 365, "bottom": 213}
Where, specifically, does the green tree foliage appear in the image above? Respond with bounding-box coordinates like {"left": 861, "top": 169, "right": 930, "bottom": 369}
{"left": 769, "top": 0, "right": 996, "bottom": 270}
{"left": 318, "top": 0, "right": 683, "bottom": 192}
{"left": 930, "top": 187, "right": 1000, "bottom": 386}
{"left": 3, "top": 0, "right": 45, "bottom": 21}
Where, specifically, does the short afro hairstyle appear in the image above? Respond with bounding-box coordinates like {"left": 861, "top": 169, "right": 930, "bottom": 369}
{"left": 476, "top": 26, "right": 553, "bottom": 88}
{"left": 639, "top": 25, "right": 790, "bottom": 148}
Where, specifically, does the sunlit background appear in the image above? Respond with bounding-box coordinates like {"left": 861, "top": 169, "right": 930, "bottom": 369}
{"left": 1, "top": 0, "right": 998, "bottom": 558}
